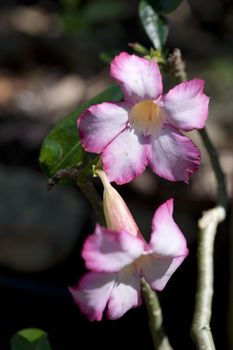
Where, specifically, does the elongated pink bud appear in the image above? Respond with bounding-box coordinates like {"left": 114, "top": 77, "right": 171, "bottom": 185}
{"left": 95, "top": 169, "right": 141, "bottom": 238}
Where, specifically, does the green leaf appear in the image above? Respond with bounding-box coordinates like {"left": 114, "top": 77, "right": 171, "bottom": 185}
{"left": 11, "top": 328, "right": 52, "bottom": 350}
{"left": 82, "top": 0, "right": 129, "bottom": 23}
{"left": 139, "top": 1, "right": 169, "bottom": 50}
{"left": 39, "top": 85, "right": 123, "bottom": 177}
{"left": 149, "top": 0, "right": 183, "bottom": 13}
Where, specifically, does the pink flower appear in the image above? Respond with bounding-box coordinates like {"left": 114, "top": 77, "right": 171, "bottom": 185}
{"left": 78, "top": 52, "right": 209, "bottom": 184}
{"left": 69, "top": 199, "right": 188, "bottom": 321}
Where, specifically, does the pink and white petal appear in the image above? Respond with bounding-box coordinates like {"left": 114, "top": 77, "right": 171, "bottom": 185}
{"left": 69, "top": 272, "right": 116, "bottom": 321}
{"left": 102, "top": 128, "right": 149, "bottom": 184}
{"left": 140, "top": 254, "right": 187, "bottom": 291}
{"left": 82, "top": 224, "right": 145, "bottom": 273}
{"left": 149, "top": 199, "right": 188, "bottom": 257}
{"left": 148, "top": 124, "right": 201, "bottom": 182}
{"left": 107, "top": 267, "right": 141, "bottom": 320}
{"left": 162, "top": 79, "right": 209, "bottom": 131}
{"left": 110, "top": 52, "right": 162, "bottom": 104}
{"left": 78, "top": 102, "right": 129, "bottom": 153}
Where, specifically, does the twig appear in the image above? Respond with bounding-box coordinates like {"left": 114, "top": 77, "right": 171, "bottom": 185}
{"left": 76, "top": 173, "right": 105, "bottom": 225}
{"left": 141, "top": 279, "right": 173, "bottom": 350}
{"left": 190, "top": 135, "right": 227, "bottom": 349}
{"left": 198, "top": 128, "right": 228, "bottom": 208}
{"left": 191, "top": 207, "right": 226, "bottom": 350}
{"left": 47, "top": 168, "right": 80, "bottom": 190}
{"left": 168, "top": 48, "right": 228, "bottom": 350}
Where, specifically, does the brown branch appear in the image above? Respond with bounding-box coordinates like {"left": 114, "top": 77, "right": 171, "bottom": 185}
{"left": 47, "top": 168, "right": 80, "bottom": 190}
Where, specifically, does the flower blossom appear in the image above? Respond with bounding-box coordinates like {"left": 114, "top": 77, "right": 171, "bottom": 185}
{"left": 69, "top": 172, "right": 188, "bottom": 321}
{"left": 78, "top": 52, "right": 209, "bottom": 184}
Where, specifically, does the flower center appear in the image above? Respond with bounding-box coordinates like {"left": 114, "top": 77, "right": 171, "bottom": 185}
{"left": 129, "top": 100, "right": 163, "bottom": 135}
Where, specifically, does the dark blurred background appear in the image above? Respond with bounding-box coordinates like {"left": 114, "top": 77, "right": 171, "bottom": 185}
{"left": 0, "top": 0, "right": 232, "bottom": 349}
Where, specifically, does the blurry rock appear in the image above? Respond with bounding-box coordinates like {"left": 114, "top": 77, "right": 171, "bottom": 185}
{"left": 0, "top": 166, "right": 88, "bottom": 272}
{"left": 45, "top": 76, "right": 86, "bottom": 117}
{"left": 14, "top": 74, "right": 86, "bottom": 121}
{"left": 9, "top": 6, "right": 63, "bottom": 37}
{"left": 0, "top": 75, "right": 14, "bottom": 105}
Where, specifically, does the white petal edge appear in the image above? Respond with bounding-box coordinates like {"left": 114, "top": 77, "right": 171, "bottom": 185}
{"left": 149, "top": 199, "right": 188, "bottom": 257}
{"left": 162, "top": 79, "right": 209, "bottom": 131}
{"left": 148, "top": 124, "right": 201, "bottom": 183}
{"left": 69, "top": 272, "right": 116, "bottom": 321}
{"left": 78, "top": 102, "right": 129, "bottom": 153}
{"left": 107, "top": 266, "right": 141, "bottom": 319}
{"left": 110, "top": 52, "right": 163, "bottom": 104}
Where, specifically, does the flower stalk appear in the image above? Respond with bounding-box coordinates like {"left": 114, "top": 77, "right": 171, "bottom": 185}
{"left": 191, "top": 207, "right": 225, "bottom": 350}
{"left": 168, "top": 48, "right": 228, "bottom": 350}
{"left": 76, "top": 172, "right": 105, "bottom": 225}
{"left": 141, "top": 279, "right": 173, "bottom": 350}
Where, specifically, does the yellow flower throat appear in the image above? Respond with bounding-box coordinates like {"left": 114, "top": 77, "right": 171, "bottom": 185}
{"left": 129, "top": 100, "right": 163, "bottom": 135}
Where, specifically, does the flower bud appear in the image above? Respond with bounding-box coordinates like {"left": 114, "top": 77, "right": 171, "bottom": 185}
{"left": 95, "top": 169, "right": 141, "bottom": 238}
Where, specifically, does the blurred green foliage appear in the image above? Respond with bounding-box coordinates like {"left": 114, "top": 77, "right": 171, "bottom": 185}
{"left": 59, "top": 0, "right": 130, "bottom": 33}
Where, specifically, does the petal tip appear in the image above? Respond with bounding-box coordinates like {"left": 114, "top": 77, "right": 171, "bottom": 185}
{"left": 164, "top": 198, "right": 174, "bottom": 213}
